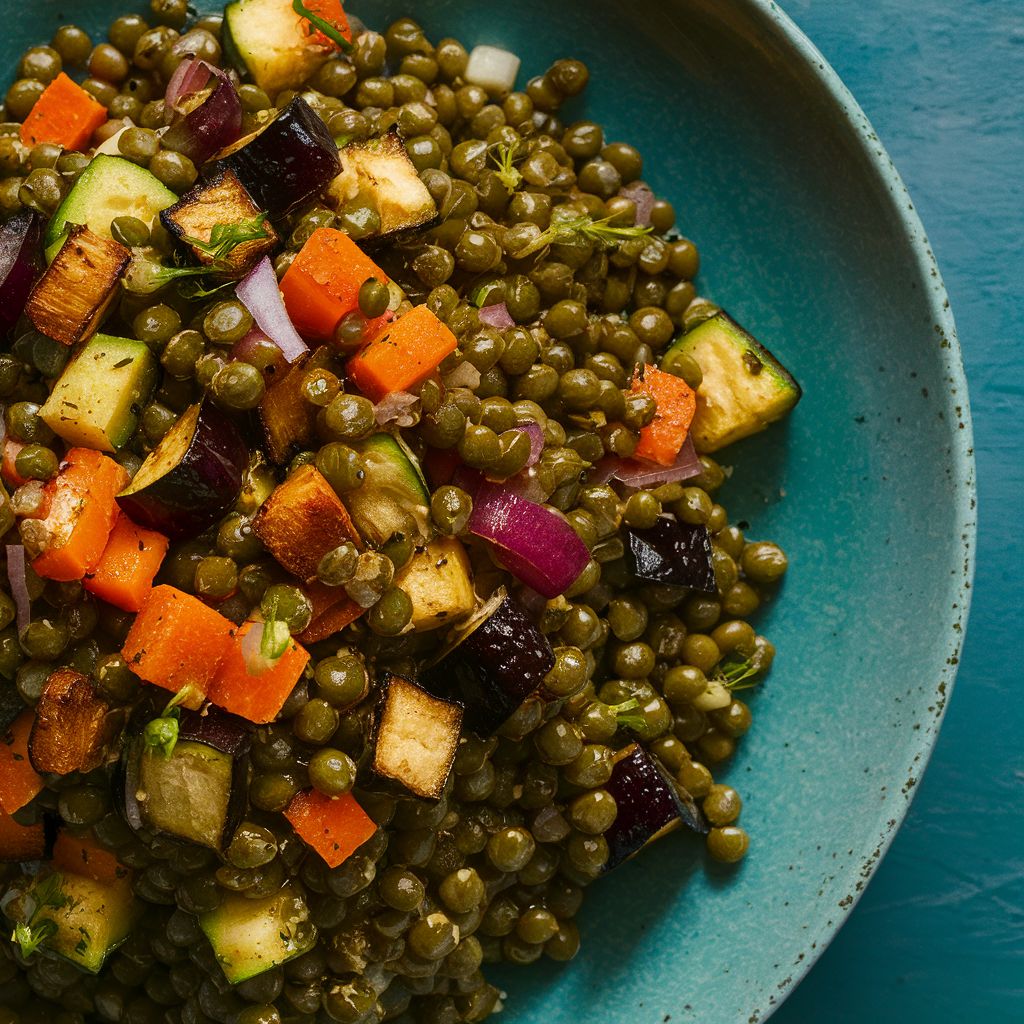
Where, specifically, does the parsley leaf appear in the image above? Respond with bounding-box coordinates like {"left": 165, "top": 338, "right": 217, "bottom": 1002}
{"left": 292, "top": 0, "right": 354, "bottom": 53}
{"left": 512, "top": 212, "right": 653, "bottom": 258}
{"left": 10, "top": 873, "right": 68, "bottom": 959}
{"left": 714, "top": 654, "right": 763, "bottom": 691}
{"left": 180, "top": 210, "right": 271, "bottom": 263}
{"left": 490, "top": 140, "right": 524, "bottom": 194}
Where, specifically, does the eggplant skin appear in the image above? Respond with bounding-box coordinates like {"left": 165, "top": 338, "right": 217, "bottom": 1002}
{"left": 116, "top": 401, "right": 248, "bottom": 540}
{"left": 214, "top": 97, "right": 341, "bottom": 218}
{"left": 624, "top": 516, "right": 717, "bottom": 593}
{"left": 602, "top": 744, "right": 708, "bottom": 872}
{"left": 422, "top": 593, "right": 554, "bottom": 735}
{"left": 0, "top": 210, "right": 42, "bottom": 339}
{"left": 177, "top": 706, "right": 252, "bottom": 758}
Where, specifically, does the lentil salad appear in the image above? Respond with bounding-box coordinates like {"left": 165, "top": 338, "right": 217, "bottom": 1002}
{"left": 0, "top": 2, "right": 801, "bottom": 1022}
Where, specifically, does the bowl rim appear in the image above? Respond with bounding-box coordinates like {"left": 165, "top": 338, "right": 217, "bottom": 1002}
{"left": 739, "top": 0, "right": 977, "bottom": 1016}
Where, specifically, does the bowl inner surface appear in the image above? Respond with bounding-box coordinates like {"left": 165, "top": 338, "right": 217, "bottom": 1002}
{"left": 4, "top": 2, "right": 974, "bottom": 1022}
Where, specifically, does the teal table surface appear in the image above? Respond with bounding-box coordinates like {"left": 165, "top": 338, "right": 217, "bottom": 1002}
{"left": 772, "top": 1, "right": 1023, "bottom": 1021}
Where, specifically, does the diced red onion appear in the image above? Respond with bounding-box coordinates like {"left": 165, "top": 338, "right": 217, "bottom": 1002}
{"left": 501, "top": 464, "right": 549, "bottom": 503}
{"left": 514, "top": 422, "right": 544, "bottom": 467}
{"left": 468, "top": 478, "right": 590, "bottom": 599}
{"left": 6, "top": 544, "right": 30, "bottom": 633}
{"left": 373, "top": 391, "right": 419, "bottom": 427}
{"left": 478, "top": 302, "right": 514, "bottom": 329}
{"left": 236, "top": 257, "right": 309, "bottom": 363}
{"left": 619, "top": 181, "right": 656, "bottom": 227}
{"left": 441, "top": 361, "right": 481, "bottom": 390}
{"left": 162, "top": 60, "right": 242, "bottom": 165}
{"left": 165, "top": 57, "right": 213, "bottom": 110}
{"left": 591, "top": 435, "right": 702, "bottom": 488}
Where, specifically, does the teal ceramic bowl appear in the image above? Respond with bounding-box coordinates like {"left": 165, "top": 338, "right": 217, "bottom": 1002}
{"left": 5, "top": 2, "right": 975, "bottom": 1021}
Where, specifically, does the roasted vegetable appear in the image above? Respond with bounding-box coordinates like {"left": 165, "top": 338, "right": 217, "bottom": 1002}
{"left": 199, "top": 883, "right": 317, "bottom": 984}
{"left": 422, "top": 588, "right": 554, "bottom": 734}
{"left": 284, "top": 789, "right": 376, "bottom": 869}
{"left": 39, "top": 334, "right": 157, "bottom": 452}
{"left": 0, "top": 811, "right": 46, "bottom": 863}
{"left": 252, "top": 463, "right": 361, "bottom": 580}
{"left": 394, "top": 537, "right": 475, "bottom": 632}
{"left": 603, "top": 743, "right": 708, "bottom": 871}
{"left": 161, "top": 169, "right": 278, "bottom": 277}
{"left": 83, "top": 514, "right": 169, "bottom": 613}
{"left": 623, "top": 516, "right": 716, "bottom": 593}
{"left": 0, "top": 711, "right": 43, "bottom": 814}
{"left": 28, "top": 668, "right": 119, "bottom": 776}
{"left": 116, "top": 401, "right": 248, "bottom": 540}
{"left": 328, "top": 129, "right": 438, "bottom": 241}
{"left": 259, "top": 347, "right": 334, "bottom": 463}
{"left": 25, "top": 227, "right": 129, "bottom": 346}
{"left": 213, "top": 97, "right": 341, "bottom": 218}
{"left": 371, "top": 675, "right": 462, "bottom": 799}
{"left": 663, "top": 312, "right": 801, "bottom": 452}
{"left": 19, "top": 72, "right": 107, "bottom": 151}
{"left": 0, "top": 210, "right": 42, "bottom": 339}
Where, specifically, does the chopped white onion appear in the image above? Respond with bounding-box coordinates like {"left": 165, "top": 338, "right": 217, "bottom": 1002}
{"left": 464, "top": 45, "right": 521, "bottom": 95}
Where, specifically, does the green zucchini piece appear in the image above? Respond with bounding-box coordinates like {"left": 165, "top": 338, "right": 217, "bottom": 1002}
{"left": 662, "top": 312, "right": 801, "bottom": 452}
{"left": 39, "top": 334, "right": 156, "bottom": 452}
{"left": 199, "top": 884, "right": 317, "bottom": 983}
{"left": 44, "top": 155, "right": 178, "bottom": 261}
{"left": 345, "top": 432, "right": 432, "bottom": 547}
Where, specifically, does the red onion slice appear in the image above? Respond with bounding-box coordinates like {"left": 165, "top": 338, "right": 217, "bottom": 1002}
{"left": 619, "top": 181, "right": 656, "bottom": 227}
{"left": 478, "top": 302, "right": 514, "bottom": 329}
{"left": 162, "top": 60, "right": 242, "bottom": 165}
{"left": 468, "top": 477, "right": 590, "bottom": 598}
{"left": 501, "top": 464, "right": 549, "bottom": 503}
{"left": 165, "top": 57, "right": 213, "bottom": 110}
{"left": 514, "top": 422, "right": 544, "bottom": 467}
{"left": 6, "top": 544, "right": 30, "bottom": 633}
{"left": 236, "top": 257, "right": 309, "bottom": 364}
{"left": 591, "top": 435, "right": 702, "bottom": 488}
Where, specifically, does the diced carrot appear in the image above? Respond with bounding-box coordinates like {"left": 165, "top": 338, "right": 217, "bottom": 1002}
{"left": 207, "top": 621, "right": 311, "bottom": 725}
{"left": 0, "top": 711, "right": 44, "bottom": 814}
{"left": 2, "top": 439, "right": 29, "bottom": 489}
{"left": 252, "top": 464, "right": 361, "bottom": 581}
{"left": 84, "top": 513, "right": 169, "bottom": 612}
{"left": 19, "top": 73, "right": 108, "bottom": 151}
{"left": 0, "top": 809, "right": 45, "bottom": 862}
{"left": 347, "top": 305, "right": 458, "bottom": 402}
{"left": 298, "top": 0, "right": 353, "bottom": 48}
{"left": 27, "top": 448, "right": 129, "bottom": 582}
{"left": 52, "top": 831, "right": 128, "bottom": 887}
{"left": 121, "top": 585, "right": 235, "bottom": 708}
{"left": 630, "top": 364, "right": 698, "bottom": 466}
{"left": 298, "top": 581, "right": 365, "bottom": 644}
{"left": 279, "top": 228, "right": 391, "bottom": 342}
{"left": 284, "top": 789, "right": 376, "bottom": 869}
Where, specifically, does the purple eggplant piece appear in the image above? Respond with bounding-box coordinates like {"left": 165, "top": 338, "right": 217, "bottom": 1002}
{"left": 116, "top": 400, "right": 248, "bottom": 540}
{"left": 421, "top": 589, "right": 554, "bottom": 735}
{"left": 623, "top": 515, "right": 716, "bottom": 593}
{"left": 213, "top": 97, "right": 340, "bottom": 218}
{"left": 602, "top": 743, "right": 708, "bottom": 872}
{"left": 0, "top": 683, "right": 24, "bottom": 734}
{"left": 0, "top": 210, "right": 42, "bottom": 338}
{"left": 162, "top": 75, "right": 243, "bottom": 166}
{"left": 177, "top": 706, "right": 252, "bottom": 758}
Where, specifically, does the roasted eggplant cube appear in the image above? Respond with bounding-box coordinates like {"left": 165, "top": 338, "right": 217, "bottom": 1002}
{"left": 603, "top": 743, "right": 708, "bottom": 872}
{"left": 372, "top": 675, "right": 463, "bottom": 799}
{"left": 199, "top": 883, "right": 316, "bottom": 984}
{"left": 0, "top": 209, "right": 42, "bottom": 339}
{"left": 117, "top": 401, "right": 248, "bottom": 540}
{"left": 624, "top": 516, "right": 716, "bottom": 593}
{"left": 328, "top": 129, "right": 438, "bottom": 241}
{"left": 28, "top": 668, "right": 118, "bottom": 776}
{"left": 259, "top": 347, "right": 334, "bottom": 464}
{"left": 213, "top": 97, "right": 341, "bottom": 218}
{"left": 123, "top": 708, "right": 250, "bottom": 850}
{"left": 394, "top": 537, "right": 475, "bottom": 632}
{"left": 664, "top": 311, "right": 801, "bottom": 452}
{"left": 252, "top": 464, "right": 361, "bottom": 581}
{"left": 422, "top": 589, "right": 554, "bottom": 735}
{"left": 161, "top": 169, "right": 278, "bottom": 277}
{"left": 25, "top": 226, "right": 129, "bottom": 346}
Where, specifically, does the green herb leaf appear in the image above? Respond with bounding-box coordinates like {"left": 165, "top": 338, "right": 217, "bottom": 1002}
{"left": 513, "top": 212, "right": 653, "bottom": 259}
{"left": 715, "top": 654, "right": 762, "bottom": 691}
{"left": 31, "top": 873, "right": 68, "bottom": 913}
{"left": 143, "top": 715, "right": 179, "bottom": 758}
{"left": 180, "top": 210, "right": 270, "bottom": 263}
{"left": 11, "top": 873, "right": 68, "bottom": 959}
{"left": 292, "top": 0, "right": 354, "bottom": 53}
{"left": 259, "top": 593, "right": 291, "bottom": 661}
{"left": 12, "top": 918, "right": 57, "bottom": 959}
{"left": 490, "top": 140, "right": 524, "bottom": 194}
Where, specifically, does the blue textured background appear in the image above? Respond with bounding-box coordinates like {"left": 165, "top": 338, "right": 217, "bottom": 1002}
{"left": 772, "top": 1, "right": 1024, "bottom": 1020}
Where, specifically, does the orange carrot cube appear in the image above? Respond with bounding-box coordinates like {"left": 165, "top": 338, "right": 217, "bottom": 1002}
{"left": 207, "top": 621, "right": 311, "bottom": 724}
{"left": 0, "top": 809, "right": 45, "bottom": 862}
{"left": 20, "top": 73, "right": 108, "bottom": 151}
{"left": 0, "top": 711, "right": 44, "bottom": 814}
{"left": 285, "top": 789, "right": 377, "bottom": 869}
{"left": 84, "top": 514, "right": 169, "bottom": 612}
{"left": 630, "top": 364, "right": 698, "bottom": 466}
{"left": 298, "top": 581, "right": 365, "bottom": 644}
{"left": 280, "top": 227, "right": 391, "bottom": 342}
{"left": 347, "top": 305, "right": 458, "bottom": 401}
{"left": 121, "top": 585, "right": 235, "bottom": 707}
{"left": 52, "top": 831, "right": 128, "bottom": 887}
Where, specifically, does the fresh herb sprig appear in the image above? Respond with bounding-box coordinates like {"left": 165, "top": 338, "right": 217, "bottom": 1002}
{"left": 180, "top": 210, "right": 271, "bottom": 263}
{"left": 715, "top": 654, "right": 763, "bottom": 692}
{"left": 512, "top": 212, "right": 653, "bottom": 258}
{"left": 260, "top": 592, "right": 291, "bottom": 662}
{"left": 490, "top": 140, "right": 524, "bottom": 194}
{"left": 292, "top": 0, "right": 354, "bottom": 53}
{"left": 142, "top": 688, "right": 192, "bottom": 758}
{"left": 11, "top": 873, "right": 68, "bottom": 959}
{"left": 610, "top": 697, "right": 647, "bottom": 732}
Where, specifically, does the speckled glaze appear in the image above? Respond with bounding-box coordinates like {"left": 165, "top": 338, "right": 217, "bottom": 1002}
{"left": 4, "top": 2, "right": 975, "bottom": 1022}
